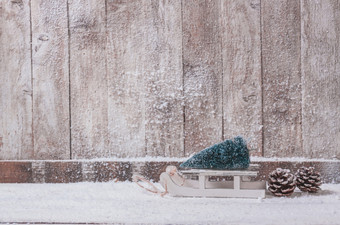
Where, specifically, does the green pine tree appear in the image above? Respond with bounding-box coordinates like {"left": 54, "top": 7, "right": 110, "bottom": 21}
{"left": 180, "top": 137, "right": 250, "bottom": 170}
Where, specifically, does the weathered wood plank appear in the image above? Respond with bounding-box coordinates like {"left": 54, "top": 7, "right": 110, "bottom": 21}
{"left": 261, "top": 0, "right": 302, "bottom": 157}
{"left": 0, "top": 162, "right": 32, "bottom": 183}
{"left": 0, "top": 0, "right": 33, "bottom": 159}
{"left": 221, "top": 0, "right": 262, "bottom": 156}
{"left": 31, "top": 0, "right": 70, "bottom": 159}
{"left": 183, "top": 0, "right": 223, "bottom": 156}
{"left": 107, "top": 0, "right": 183, "bottom": 157}
{"left": 69, "top": 0, "right": 108, "bottom": 159}
{"left": 45, "top": 162, "right": 82, "bottom": 183}
{"left": 106, "top": 0, "right": 147, "bottom": 157}
{"left": 301, "top": 0, "right": 340, "bottom": 159}
{"left": 144, "top": 0, "right": 183, "bottom": 157}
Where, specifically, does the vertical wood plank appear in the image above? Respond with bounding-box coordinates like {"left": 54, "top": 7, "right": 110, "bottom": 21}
{"left": 69, "top": 0, "right": 108, "bottom": 159}
{"left": 183, "top": 0, "right": 223, "bottom": 156}
{"left": 106, "top": 0, "right": 146, "bottom": 157}
{"left": 0, "top": 0, "right": 33, "bottom": 159}
{"left": 221, "top": 0, "right": 262, "bottom": 156}
{"left": 144, "top": 0, "right": 183, "bottom": 157}
{"left": 301, "top": 0, "right": 340, "bottom": 159}
{"left": 107, "top": 0, "right": 183, "bottom": 157}
{"left": 31, "top": 0, "right": 70, "bottom": 159}
{"left": 261, "top": 0, "right": 302, "bottom": 157}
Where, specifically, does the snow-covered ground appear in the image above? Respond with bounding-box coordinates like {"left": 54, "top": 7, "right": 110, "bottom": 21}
{"left": 1, "top": 182, "right": 340, "bottom": 225}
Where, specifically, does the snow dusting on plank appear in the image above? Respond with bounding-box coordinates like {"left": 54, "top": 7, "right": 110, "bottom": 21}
{"left": 250, "top": 156, "right": 340, "bottom": 162}
{"left": 1, "top": 156, "right": 339, "bottom": 163}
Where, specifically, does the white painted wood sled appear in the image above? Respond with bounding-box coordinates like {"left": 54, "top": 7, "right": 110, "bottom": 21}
{"left": 160, "top": 165, "right": 266, "bottom": 198}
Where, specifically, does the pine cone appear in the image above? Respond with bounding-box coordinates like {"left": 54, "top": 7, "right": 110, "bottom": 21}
{"left": 268, "top": 168, "right": 296, "bottom": 197}
{"left": 296, "top": 167, "right": 322, "bottom": 193}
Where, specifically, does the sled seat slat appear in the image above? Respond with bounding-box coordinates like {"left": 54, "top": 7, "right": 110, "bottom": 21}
{"left": 180, "top": 169, "right": 258, "bottom": 177}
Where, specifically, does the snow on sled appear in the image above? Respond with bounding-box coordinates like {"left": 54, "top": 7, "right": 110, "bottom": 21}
{"left": 160, "top": 137, "right": 266, "bottom": 198}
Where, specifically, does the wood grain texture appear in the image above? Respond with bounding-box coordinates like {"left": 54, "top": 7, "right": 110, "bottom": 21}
{"left": 144, "top": 0, "right": 183, "bottom": 157}
{"left": 2, "top": 0, "right": 340, "bottom": 160}
{"left": 69, "top": 0, "right": 108, "bottom": 159}
{"left": 221, "top": 0, "right": 262, "bottom": 156}
{"left": 261, "top": 0, "right": 302, "bottom": 157}
{"left": 107, "top": 0, "right": 183, "bottom": 157}
{"left": 0, "top": 0, "right": 33, "bottom": 159}
{"left": 106, "top": 0, "right": 147, "bottom": 157}
{"left": 45, "top": 162, "right": 83, "bottom": 183}
{"left": 0, "top": 162, "right": 32, "bottom": 183}
{"left": 183, "top": 0, "right": 223, "bottom": 156}
{"left": 31, "top": 0, "right": 70, "bottom": 159}
{"left": 301, "top": 0, "right": 340, "bottom": 159}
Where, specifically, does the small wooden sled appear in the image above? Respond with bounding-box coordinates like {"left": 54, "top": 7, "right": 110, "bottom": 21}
{"left": 160, "top": 165, "right": 266, "bottom": 198}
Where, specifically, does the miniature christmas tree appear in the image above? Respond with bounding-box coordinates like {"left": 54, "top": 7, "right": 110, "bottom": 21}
{"left": 179, "top": 137, "right": 250, "bottom": 170}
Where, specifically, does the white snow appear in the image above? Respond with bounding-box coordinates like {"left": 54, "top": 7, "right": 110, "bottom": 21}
{"left": 1, "top": 182, "right": 340, "bottom": 224}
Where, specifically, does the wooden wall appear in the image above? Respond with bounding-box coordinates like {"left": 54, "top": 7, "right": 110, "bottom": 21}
{"left": 1, "top": 0, "right": 339, "bottom": 160}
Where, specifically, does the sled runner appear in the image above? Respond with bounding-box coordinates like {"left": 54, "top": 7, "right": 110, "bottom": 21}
{"left": 160, "top": 165, "right": 266, "bottom": 198}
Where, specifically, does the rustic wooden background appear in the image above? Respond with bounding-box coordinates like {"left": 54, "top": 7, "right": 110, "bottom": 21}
{"left": 1, "top": 0, "right": 339, "bottom": 160}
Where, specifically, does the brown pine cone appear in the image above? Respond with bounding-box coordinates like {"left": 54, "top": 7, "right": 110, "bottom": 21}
{"left": 296, "top": 167, "right": 322, "bottom": 193}
{"left": 268, "top": 168, "right": 296, "bottom": 197}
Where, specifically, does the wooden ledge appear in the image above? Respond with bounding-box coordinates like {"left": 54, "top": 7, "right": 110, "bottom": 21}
{"left": 0, "top": 160, "right": 339, "bottom": 183}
